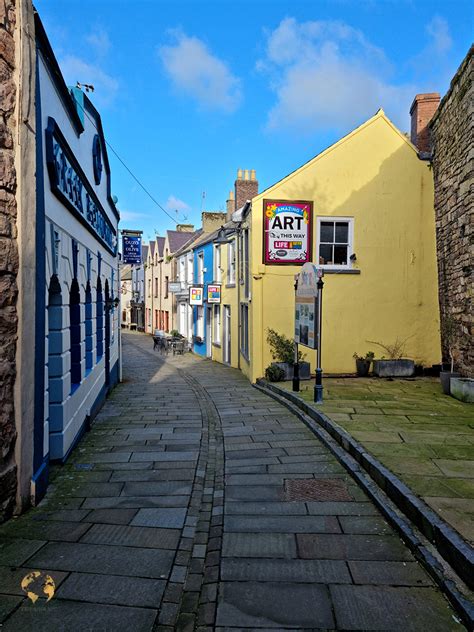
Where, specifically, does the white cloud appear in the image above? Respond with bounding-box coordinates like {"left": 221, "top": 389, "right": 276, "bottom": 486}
{"left": 258, "top": 17, "right": 451, "bottom": 135}
{"left": 86, "top": 28, "right": 111, "bottom": 57}
{"left": 159, "top": 31, "right": 242, "bottom": 112}
{"left": 165, "top": 195, "right": 190, "bottom": 214}
{"left": 426, "top": 16, "right": 452, "bottom": 55}
{"left": 119, "top": 209, "right": 150, "bottom": 222}
{"left": 59, "top": 55, "right": 119, "bottom": 107}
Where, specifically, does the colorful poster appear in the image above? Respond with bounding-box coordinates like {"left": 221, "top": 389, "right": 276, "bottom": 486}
{"left": 207, "top": 284, "right": 221, "bottom": 304}
{"left": 189, "top": 286, "right": 203, "bottom": 306}
{"left": 263, "top": 199, "right": 312, "bottom": 265}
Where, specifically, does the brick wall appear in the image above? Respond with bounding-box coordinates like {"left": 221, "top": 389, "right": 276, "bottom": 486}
{"left": 0, "top": 0, "right": 19, "bottom": 521}
{"left": 430, "top": 46, "right": 473, "bottom": 377}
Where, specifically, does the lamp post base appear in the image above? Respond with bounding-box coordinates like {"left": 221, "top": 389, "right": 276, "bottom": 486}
{"left": 314, "top": 368, "right": 323, "bottom": 403}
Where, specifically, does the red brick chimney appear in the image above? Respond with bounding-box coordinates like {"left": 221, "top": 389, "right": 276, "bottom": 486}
{"left": 409, "top": 93, "right": 440, "bottom": 154}
{"left": 234, "top": 168, "right": 258, "bottom": 212}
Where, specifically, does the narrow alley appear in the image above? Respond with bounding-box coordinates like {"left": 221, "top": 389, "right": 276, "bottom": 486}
{"left": 0, "top": 333, "right": 462, "bottom": 630}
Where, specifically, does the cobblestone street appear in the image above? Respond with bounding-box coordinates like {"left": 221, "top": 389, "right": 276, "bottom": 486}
{"left": 0, "top": 332, "right": 464, "bottom": 630}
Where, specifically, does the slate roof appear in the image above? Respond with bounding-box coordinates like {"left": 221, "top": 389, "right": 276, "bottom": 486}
{"left": 173, "top": 229, "right": 203, "bottom": 257}
{"left": 156, "top": 237, "right": 165, "bottom": 257}
{"left": 142, "top": 244, "right": 149, "bottom": 263}
{"left": 167, "top": 230, "right": 198, "bottom": 254}
{"left": 148, "top": 241, "right": 155, "bottom": 258}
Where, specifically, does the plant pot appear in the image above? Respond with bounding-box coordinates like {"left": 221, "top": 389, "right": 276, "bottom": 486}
{"left": 440, "top": 371, "right": 461, "bottom": 396}
{"left": 450, "top": 377, "right": 474, "bottom": 403}
{"left": 373, "top": 359, "right": 415, "bottom": 378}
{"left": 355, "top": 359, "right": 371, "bottom": 377}
{"left": 273, "top": 361, "right": 311, "bottom": 381}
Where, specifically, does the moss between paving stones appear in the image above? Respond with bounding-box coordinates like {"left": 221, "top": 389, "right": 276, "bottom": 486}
{"left": 281, "top": 377, "right": 474, "bottom": 543}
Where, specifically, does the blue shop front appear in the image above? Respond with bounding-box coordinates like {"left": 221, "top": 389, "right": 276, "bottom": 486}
{"left": 32, "top": 16, "right": 120, "bottom": 498}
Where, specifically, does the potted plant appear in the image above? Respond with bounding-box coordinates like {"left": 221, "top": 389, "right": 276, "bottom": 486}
{"left": 266, "top": 328, "right": 310, "bottom": 380}
{"left": 353, "top": 351, "right": 374, "bottom": 377}
{"left": 367, "top": 337, "right": 415, "bottom": 377}
{"left": 439, "top": 314, "right": 460, "bottom": 395}
{"left": 264, "top": 364, "right": 286, "bottom": 382}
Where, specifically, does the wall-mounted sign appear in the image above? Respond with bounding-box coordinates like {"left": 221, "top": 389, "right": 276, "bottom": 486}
{"left": 45, "top": 117, "right": 117, "bottom": 254}
{"left": 207, "top": 284, "right": 221, "bottom": 304}
{"left": 122, "top": 234, "right": 142, "bottom": 264}
{"left": 294, "top": 263, "right": 323, "bottom": 349}
{"left": 168, "top": 282, "right": 182, "bottom": 293}
{"left": 263, "top": 199, "right": 312, "bottom": 265}
{"left": 189, "top": 286, "right": 203, "bottom": 306}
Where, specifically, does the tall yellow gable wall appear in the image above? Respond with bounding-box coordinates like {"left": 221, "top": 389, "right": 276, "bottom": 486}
{"left": 244, "top": 112, "right": 441, "bottom": 382}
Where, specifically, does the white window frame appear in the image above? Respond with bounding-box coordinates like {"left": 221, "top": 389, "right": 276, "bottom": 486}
{"left": 196, "top": 305, "right": 204, "bottom": 338}
{"left": 227, "top": 240, "right": 236, "bottom": 285}
{"left": 197, "top": 251, "right": 204, "bottom": 285}
{"left": 316, "top": 217, "right": 354, "bottom": 269}
{"left": 187, "top": 253, "right": 193, "bottom": 284}
{"left": 213, "top": 304, "right": 221, "bottom": 344}
{"left": 214, "top": 245, "right": 222, "bottom": 283}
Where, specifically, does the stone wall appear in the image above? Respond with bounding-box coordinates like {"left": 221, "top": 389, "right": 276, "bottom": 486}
{"left": 0, "top": 0, "right": 19, "bottom": 521}
{"left": 430, "top": 46, "right": 473, "bottom": 377}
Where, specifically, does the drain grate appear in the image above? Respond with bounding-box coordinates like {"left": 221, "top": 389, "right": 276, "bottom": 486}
{"left": 283, "top": 478, "right": 353, "bottom": 502}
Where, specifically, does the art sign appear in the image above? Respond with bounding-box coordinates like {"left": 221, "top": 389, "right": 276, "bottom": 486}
{"left": 45, "top": 117, "right": 117, "bottom": 254}
{"left": 294, "top": 263, "right": 323, "bottom": 349}
{"left": 189, "top": 286, "right": 203, "bottom": 306}
{"left": 207, "top": 284, "right": 221, "bottom": 304}
{"left": 122, "top": 234, "right": 142, "bottom": 264}
{"left": 263, "top": 199, "right": 313, "bottom": 265}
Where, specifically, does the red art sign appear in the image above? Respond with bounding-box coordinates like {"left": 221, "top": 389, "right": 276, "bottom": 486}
{"left": 263, "top": 199, "right": 313, "bottom": 265}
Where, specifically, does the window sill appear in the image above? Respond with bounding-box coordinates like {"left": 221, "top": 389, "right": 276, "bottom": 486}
{"left": 212, "top": 342, "right": 221, "bottom": 348}
{"left": 320, "top": 268, "right": 361, "bottom": 274}
{"left": 226, "top": 283, "right": 236, "bottom": 288}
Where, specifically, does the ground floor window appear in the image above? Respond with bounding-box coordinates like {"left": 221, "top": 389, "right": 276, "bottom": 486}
{"left": 240, "top": 303, "right": 249, "bottom": 359}
{"left": 213, "top": 305, "right": 221, "bottom": 344}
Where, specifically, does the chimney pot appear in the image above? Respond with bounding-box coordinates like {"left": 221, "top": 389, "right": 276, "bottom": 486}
{"left": 409, "top": 93, "right": 440, "bottom": 155}
{"left": 234, "top": 168, "right": 258, "bottom": 212}
{"left": 237, "top": 168, "right": 243, "bottom": 180}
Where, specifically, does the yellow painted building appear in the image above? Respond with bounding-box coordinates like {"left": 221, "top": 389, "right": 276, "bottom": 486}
{"left": 211, "top": 237, "right": 240, "bottom": 370}
{"left": 240, "top": 110, "right": 441, "bottom": 382}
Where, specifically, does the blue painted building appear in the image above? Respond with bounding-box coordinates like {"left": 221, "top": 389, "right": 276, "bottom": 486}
{"left": 192, "top": 234, "right": 216, "bottom": 358}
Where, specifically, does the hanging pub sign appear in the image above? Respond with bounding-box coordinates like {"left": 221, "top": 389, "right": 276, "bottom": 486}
{"left": 263, "top": 199, "right": 313, "bottom": 265}
{"left": 207, "top": 284, "right": 221, "bottom": 304}
{"left": 189, "top": 286, "right": 204, "bottom": 306}
{"left": 122, "top": 232, "right": 142, "bottom": 264}
{"left": 295, "top": 263, "right": 323, "bottom": 349}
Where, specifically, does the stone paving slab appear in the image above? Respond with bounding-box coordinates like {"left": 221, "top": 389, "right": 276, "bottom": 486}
{"left": 27, "top": 542, "right": 174, "bottom": 578}
{"left": 221, "top": 558, "right": 351, "bottom": 583}
{"left": 2, "top": 600, "right": 157, "bottom": 631}
{"left": 217, "top": 582, "right": 334, "bottom": 628}
{"left": 329, "top": 584, "right": 459, "bottom": 631}
{"left": 56, "top": 572, "right": 166, "bottom": 607}
{"left": 0, "top": 333, "right": 465, "bottom": 630}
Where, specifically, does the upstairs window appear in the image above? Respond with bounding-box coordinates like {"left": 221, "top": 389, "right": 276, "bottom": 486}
{"left": 317, "top": 218, "right": 354, "bottom": 268}
{"left": 214, "top": 245, "right": 222, "bottom": 283}
{"left": 227, "top": 240, "right": 236, "bottom": 285}
{"left": 197, "top": 252, "right": 204, "bottom": 285}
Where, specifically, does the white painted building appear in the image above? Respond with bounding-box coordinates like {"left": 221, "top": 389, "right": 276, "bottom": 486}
{"left": 34, "top": 15, "right": 120, "bottom": 492}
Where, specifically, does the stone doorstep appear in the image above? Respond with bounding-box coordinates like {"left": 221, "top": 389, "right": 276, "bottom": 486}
{"left": 255, "top": 380, "right": 474, "bottom": 629}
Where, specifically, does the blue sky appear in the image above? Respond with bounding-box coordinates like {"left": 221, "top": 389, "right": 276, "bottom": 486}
{"left": 35, "top": 0, "right": 473, "bottom": 242}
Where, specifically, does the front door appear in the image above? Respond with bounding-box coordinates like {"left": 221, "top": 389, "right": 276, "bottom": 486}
{"left": 223, "top": 305, "right": 231, "bottom": 365}
{"left": 206, "top": 306, "right": 212, "bottom": 358}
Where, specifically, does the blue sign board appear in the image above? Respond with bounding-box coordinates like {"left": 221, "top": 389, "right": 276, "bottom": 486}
{"left": 122, "top": 234, "right": 142, "bottom": 264}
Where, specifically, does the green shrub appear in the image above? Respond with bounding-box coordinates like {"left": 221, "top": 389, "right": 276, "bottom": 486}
{"left": 265, "top": 364, "right": 286, "bottom": 382}
{"left": 266, "top": 328, "right": 305, "bottom": 365}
